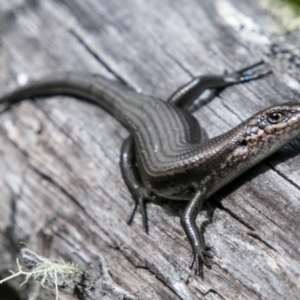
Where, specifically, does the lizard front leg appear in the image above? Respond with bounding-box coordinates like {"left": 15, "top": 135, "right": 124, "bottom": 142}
{"left": 169, "top": 61, "right": 271, "bottom": 275}
{"left": 180, "top": 188, "right": 212, "bottom": 276}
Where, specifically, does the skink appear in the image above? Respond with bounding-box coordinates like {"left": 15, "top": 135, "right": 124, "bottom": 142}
{"left": 1, "top": 61, "right": 300, "bottom": 275}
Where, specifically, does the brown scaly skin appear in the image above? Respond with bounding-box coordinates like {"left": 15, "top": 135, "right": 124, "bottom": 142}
{"left": 1, "top": 61, "right": 299, "bottom": 275}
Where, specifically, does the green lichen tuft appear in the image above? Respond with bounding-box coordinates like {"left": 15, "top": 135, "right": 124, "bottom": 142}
{"left": 261, "top": 0, "right": 300, "bottom": 31}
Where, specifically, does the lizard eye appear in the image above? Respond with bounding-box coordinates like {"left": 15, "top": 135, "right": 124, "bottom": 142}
{"left": 267, "top": 112, "right": 285, "bottom": 124}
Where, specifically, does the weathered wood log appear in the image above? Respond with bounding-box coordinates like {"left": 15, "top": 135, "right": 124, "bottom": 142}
{"left": 1, "top": 0, "right": 300, "bottom": 299}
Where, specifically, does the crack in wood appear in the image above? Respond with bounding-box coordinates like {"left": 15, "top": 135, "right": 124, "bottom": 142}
{"left": 246, "top": 231, "right": 277, "bottom": 252}
{"left": 220, "top": 205, "right": 255, "bottom": 231}
{"left": 69, "top": 29, "right": 128, "bottom": 86}
{"left": 29, "top": 163, "right": 86, "bottom": 211}
{"left": 269, "top": 162, "right": 300, "bottom": 192}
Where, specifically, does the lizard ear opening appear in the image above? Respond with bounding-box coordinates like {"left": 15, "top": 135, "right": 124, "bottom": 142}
{"left": 240, "top": 140, "right": 248, "bottom": 146}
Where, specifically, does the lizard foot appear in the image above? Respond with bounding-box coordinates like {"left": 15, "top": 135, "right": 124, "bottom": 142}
{"left": 126, "top": 187, "right": 156, "bottom": 234}
{"left": 224, "top": 60, "right": 272, "bottom": 84}
{"left": 189, "top": 246, "right": 213, "bottom": 276}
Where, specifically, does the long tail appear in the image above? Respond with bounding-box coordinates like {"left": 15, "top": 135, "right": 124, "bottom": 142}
{"left": 0, "top": 73, "right": 142, "bottom": 126}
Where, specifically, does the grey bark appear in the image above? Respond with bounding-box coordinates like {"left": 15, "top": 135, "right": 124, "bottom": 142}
{"left": 0, "top": 0, "right": 300, "bottom": 299}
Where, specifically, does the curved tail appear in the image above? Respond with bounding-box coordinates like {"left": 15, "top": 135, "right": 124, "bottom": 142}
{"left": 0, "top": 73, "right": 142, "bottom": 126}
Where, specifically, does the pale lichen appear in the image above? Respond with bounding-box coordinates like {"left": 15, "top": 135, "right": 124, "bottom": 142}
{"left": 0, "top": 257, "right": 82, "bottom": 300}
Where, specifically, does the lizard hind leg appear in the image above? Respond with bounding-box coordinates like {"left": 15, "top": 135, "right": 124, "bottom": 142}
{"left": 168, "top": 60, "right": 271, "bottom": 112}
{"left": 126, "top": 190, "right": 152, "bottom": 234}
{"left": 120, "top": 136, "right": 156, "bottom": 234}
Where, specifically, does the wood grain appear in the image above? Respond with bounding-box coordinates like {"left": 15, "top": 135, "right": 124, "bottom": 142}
{"left": 0, "top": 0, "right": 300, "bottom": 299}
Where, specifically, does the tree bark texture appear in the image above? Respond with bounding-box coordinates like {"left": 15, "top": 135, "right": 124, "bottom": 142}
{"left": 0, "top": 0, "right": 300, "bottom": 299}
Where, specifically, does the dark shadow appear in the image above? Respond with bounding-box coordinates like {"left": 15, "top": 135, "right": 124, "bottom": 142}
{"left": 0, "top": 281, "right": 22, "bottom": 300}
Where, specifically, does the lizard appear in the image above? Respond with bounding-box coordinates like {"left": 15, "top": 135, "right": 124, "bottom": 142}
{"left": 1, "top": 61, "right": 300, "bottom": 275}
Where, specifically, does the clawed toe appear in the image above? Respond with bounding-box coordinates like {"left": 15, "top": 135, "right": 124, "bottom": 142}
{"left": 127, "top": 188, "right": 156, "bottom": 233}
{"left": 224, "top": 60, "right": 272, "bottom": 84}
{"left": 189, "top": 247, "right": 213, "bottom": 275}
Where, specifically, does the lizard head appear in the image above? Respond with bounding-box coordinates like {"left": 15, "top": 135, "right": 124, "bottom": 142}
{"left": 239, "top": 102, "right": 300, "bottom": 158}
